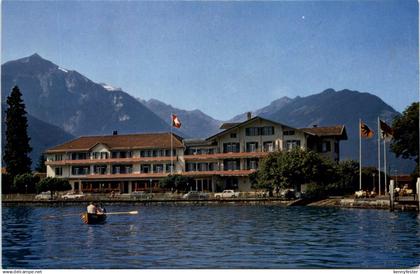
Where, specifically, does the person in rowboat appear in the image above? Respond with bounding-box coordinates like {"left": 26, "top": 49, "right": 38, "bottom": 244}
{"left": 87, "top": 202, "right": 97, "bottom": 214}
{"left": 95, "top": 203, "right": 106, "bottom": 215}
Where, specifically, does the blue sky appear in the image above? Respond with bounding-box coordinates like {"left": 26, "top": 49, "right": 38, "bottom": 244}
{"left": 2, "top": 1, "right": 418, "bottom": 120}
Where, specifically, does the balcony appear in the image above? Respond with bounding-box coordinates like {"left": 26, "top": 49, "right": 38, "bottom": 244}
{"left": 84, "top": 172, "right": 171, "bottom": 179}
{"left": 183, "top": 151, "right": 268, "bottom": 161}
{"left": 182, "top": 169, "right": 256, "bottom": 177}
{"left": 45, "top": 156, "right": 175, "bottom": 166}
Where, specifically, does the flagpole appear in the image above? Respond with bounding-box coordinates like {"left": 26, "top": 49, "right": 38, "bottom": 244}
{"left": 170, "top": 113, "right": 173, "bottom": 175}
{"left": 384, "top": 138, "right": 387, "bottom": 195}
{"left": 378, "top": 117, "right": 381, "bottom": 196}
{"left": 359, "top": 118, "right": 362, "bottom": 190}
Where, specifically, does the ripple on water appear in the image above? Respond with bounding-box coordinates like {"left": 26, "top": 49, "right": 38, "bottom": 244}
{"left": 2, "top": 205, "right": 419, "bottom": 268}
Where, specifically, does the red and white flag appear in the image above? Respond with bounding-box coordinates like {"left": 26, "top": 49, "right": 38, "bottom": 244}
{"left": 172, "top": 114, "right": 181, "bottom": 128}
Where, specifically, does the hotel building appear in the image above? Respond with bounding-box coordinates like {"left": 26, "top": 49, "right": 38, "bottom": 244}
{"left": 45, "top": 116, "right": 347, "bottom": 193}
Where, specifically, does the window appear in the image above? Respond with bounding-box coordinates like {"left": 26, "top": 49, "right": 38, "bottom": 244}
{"left": 55, "top": 167, "right": 62, "bottom": 176}
{"left": 247, "top": 159, "right": 258, "bottom": 170}
{"left": 230, "top": 133, "right": 237, "bottom": 138}
{"left": 224, "top": 160, "right": 239, "bottom": 171}
{"left": 245, "top": 127, "right": 259, "bottom": 136}
{"left": 72, "top": 166, "right": 90, "bottom": 175}
{"left": 72, "top": 153, "right": 88, "bottom": 160}
{"left": 153, "top": 164, "right": 164, "bottom": 173}
{"left": 322, "top": 141, "right": 331, "bottom": 152}
{"left": 100, "top": 152, "right": 108, "bottom": 159}
{"left": 141, "top": 164, "right": 151, "bottom": 173}
{"left": 284, "top": 130, "right": 295, "bottom": 136}
{"left": 246, "top": 142, "right": 258, "bottom": 152}
{"left": 156, "top": 150, "right": 166, "bottom": 157}
{"left": 94, "top": 165, "right": 107, "bottom": 174}
{"left": 186, "top": 163, "right": 196, "bottom": 172}
{"left": 263, "top": 141, "right": 274, "bottom": 152}
{"left": 199, "top": 163, "right": 209, "bottom": 171}
{"left": 223, "top": 143, "right": 240, "bottom": 153}
{"left": 55, "top": 154, "right": 63, "bottom": 161}
{"left": 140, "top": 150, "right": 153, "bottom": 157}
{"left": 186, "top": 148, "right": 215, "bottom": 155}
{"left": 112, "top": 151, "right": 131, "bottom": 158}
{"left": 261, "top": 126, "right": 274, "bottom": 136}
{"left": 166, "top": 164, "right": 174, "bottom": 173}
{"left": 186, "top": 162, "right": 215, "bottom": 171}
{"left": 285, "top": 140, "right": 301, "bottom": 151}
{"left": 112, "top": 165, "right": 132, "bottom": 174}
{"left": 334, "top": 142, "right": 339, "bottom": 153}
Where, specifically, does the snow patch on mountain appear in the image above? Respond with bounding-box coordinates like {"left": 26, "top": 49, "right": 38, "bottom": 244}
{"left": 113, "top": 95, "right": 124, "bottom": 111}
{"left": 101, "top": 83, "right": 121, "bottom": 91}
{"left": 119, "top": 114, "right": 130, "bottom": 121}
{"left": 58, "top": 67, "right": 68, "bottom": 73}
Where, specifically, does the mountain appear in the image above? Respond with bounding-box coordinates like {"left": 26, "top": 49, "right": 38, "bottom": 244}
{"left": 1, "top": 104, "right": 74, "bottom": 169}
{"left": 230, "top": 88, "right": 413, "bottom": 172}
{"left": 1, "top": 53, "right": 171, "bottom": 137}
{"left": 140, "top": 98, "right": 222, "bottom": 138}
{"left": 230, "top": 96, "right": 293, "bottom": 122}
{"left": 2, "top": 54, "right": 413, "bottom": 173}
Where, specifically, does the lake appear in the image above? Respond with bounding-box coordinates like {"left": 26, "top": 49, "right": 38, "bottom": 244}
{"left": 2, "top": 204, "right": 420, "bottom": 268}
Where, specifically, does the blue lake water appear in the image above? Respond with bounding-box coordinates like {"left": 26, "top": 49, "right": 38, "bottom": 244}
{"left": 2, "top": 204, "right": 420, "bottom": 269}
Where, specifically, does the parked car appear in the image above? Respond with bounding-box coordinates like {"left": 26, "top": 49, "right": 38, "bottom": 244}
{"left": 130, "top": 191, "right": 153, "bottom": 200}
{"left": 35, "top": 191, "right": 53, "bottom": 200}
{"left": 214, "top": 190, "right": 239, "bottom": 198}
{"left": 182, "top": 191, "right": 209, "bottom": 199}
{"left": 62, "top": 192, "right": 85, "bottom": 200}
{"left": 280, "top": 189, "right": 296, "bottom": 199}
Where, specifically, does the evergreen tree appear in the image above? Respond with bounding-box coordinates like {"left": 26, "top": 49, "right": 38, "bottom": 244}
{"left": 3, "top": 86, "right": 32, "bottom": 179}
{"left": 35, "top": 154, "right": 47, "bottom": 173}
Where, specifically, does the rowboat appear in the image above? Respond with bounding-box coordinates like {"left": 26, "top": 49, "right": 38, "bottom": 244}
{"left": 81, "top": 212, "right": 107, "bottom": 224}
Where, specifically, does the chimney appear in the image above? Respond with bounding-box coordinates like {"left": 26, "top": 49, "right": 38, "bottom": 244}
{"left": 247, "top": 112, "right": 252, "bottom": 120}
{"left": 113, "top": 130, "right": 118, "bottom": 135}
{"left": 312, "top": 125, "right": 318, "bottom": 128}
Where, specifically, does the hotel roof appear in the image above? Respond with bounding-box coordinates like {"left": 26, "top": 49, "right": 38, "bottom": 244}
{"left": 207, "top": 116, "right": 301, "bottom": 140}
{"left": 45, "top": 132, "right": 184, "bottom": 153}
{"left": 209, "top": 116, "right": 347, "bottom": 141}
{"left": 219, "top": 122, "right": 240, "bottom": 130}
{"left": 300, "top": 125, "right": 348, "bottom": 140}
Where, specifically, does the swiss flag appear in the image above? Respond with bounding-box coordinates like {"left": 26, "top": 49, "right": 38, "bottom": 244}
{"left": 172, "top": 114, "right": 181, "bottom": 128}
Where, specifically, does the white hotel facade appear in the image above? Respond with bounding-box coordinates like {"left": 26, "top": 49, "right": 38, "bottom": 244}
{"left": 45, "top": 116, "right": 347, "bottom": 194}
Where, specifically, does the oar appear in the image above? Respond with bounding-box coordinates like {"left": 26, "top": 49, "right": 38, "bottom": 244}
{"left": 44, "top": 210, "right": 138, "bottom": 219}
{"left": 103, "top": 211, "right": 139, "bottom": 215}
{"left": 44, "top": 212, "right": 84, "bottom": 219}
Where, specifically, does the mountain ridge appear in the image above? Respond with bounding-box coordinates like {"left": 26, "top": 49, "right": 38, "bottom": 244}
{"left": 1, "top": 54, "right": 414, "bottom": 172}
{"left": 140, "top": 98, "right": 222, "bottom": 138}
{"left": 1, "top": 53, "right": 173, "bottom": 137}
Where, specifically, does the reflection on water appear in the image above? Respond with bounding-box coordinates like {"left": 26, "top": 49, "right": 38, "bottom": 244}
{"left": 2, "top": 205, "right": 420, "bottom": 268}
{"left": 2, "top": 206, "right": 35, "bottom": 267}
